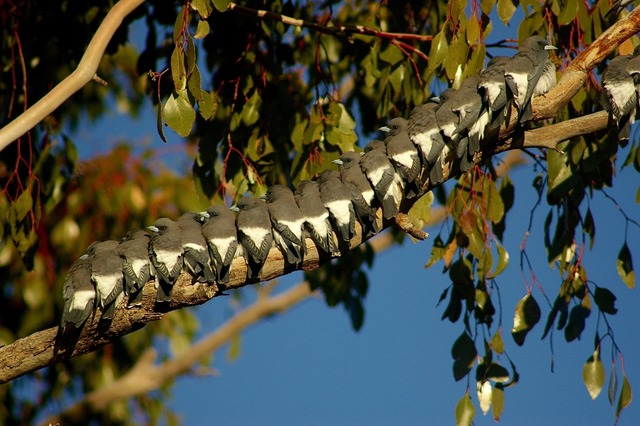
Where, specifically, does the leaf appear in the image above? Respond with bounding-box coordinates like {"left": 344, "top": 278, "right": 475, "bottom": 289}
{"left": 497, "top": 0, "right": 517, "bottom": 26}
{"left": 491, "top": 385, "right": 505, "bottom": 421}
{"left": 491, "top": 330, "right": 504, "bottom": 354}
{"left": 227, "top": 333, "right": 241, "bottom": 361}
{"left": 455, "top": 393, "right": 476, "bottom": 426}
{"left": 170, "top": 46, "right": 186, "bottom": 92}
{"left": 492, "top": 243, "right": 509, "bottom": 278}
{"left": 582, "top": 350, "right": 605, "bottom": 400}
{"left": 191, "top": 0, "right": 214, "bottom": 18}
{"left": 477, "top": 380, "right": 492, "bottom": 415}
{"left": 564, "top": 304, "right": 590, "bottom": 342}
{"left": 163, "top": 92, "right": 196, "bottom": 137}
{"left": 451, "top": 331, "right": 477, "bottom": 381}
{"left": 609, "top": 368, "right": 618, "bottom": 405}
{"left": 616, "top": 243, "right": 635, "bottom": 289}
{"left": 615, "top": 375, "right": 632, "bottom": 421}
{"left": 425, "top": 235, "right": 445, "bottom": 268}
{"left": 511, "top": 293, "right": 541, "bottom": 346}
{"left": 13, "top": 189, "right": 33, "bottom": 222}
{"left": 594, "top": 287, "right": 617, "bottom": 315}
{"left": 213, "top": 0, "right": 230, "bottom": 12}
{"left": 156, "top": 101, "right": 167, "bottom": 142}
{"left": 379, "top": 44, "right": 403, "bottom": 66}
{"left": 194, "top": 19, "right": 210, "bottom": 39}
{"left": 428, "top": 31, "right": 448, "bottom": 73}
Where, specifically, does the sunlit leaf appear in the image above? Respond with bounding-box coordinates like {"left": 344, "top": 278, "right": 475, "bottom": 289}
{"left": 213, "top": 0, "right": 230, "bottom": 12}
{"left": 492, "top": 385, "right": 505, "bottom": 421}
{"left": 616, "top": 243, "right": 635, "bottom": 289}
{"left": 615, "top": 375, "right": 633, "bottom": 421}
{"left": 491, "top": 330, "right": 504, "bottom": 354}
{"left": 455, "top": 392, "right": 476, "bottom": 426}
{"left": 582, "top": 349, "right": 605, "bottom": 400}
{"left": 497, "top": 0, "right": 517, "bottom": 26}
{"left": 163, "top": 93, "right": 196, "bottom": 137}
{"left": 477, "top": 380, "right": 492, "bottom": 415}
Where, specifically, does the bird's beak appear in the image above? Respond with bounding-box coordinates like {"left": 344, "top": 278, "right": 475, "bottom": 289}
{"left": 196, "top": 211, "right": 210, "bottom": 222}
{"left": 145, "top": 225, "right": 160, "bottom": 234}
{"left": 79, "top": 253, "right": 89, "bottom": 260}
{"left": 430, "top": 96, "right": 441, "bottom": 103}
{"left": 229, "top": 206, "right": 240, "bottom": 212}
{"left": 332, "top": 159, "right": 343, "bottom": 166}
{"left": 378, "top": 126, "right": 391, "bottom": 133}
{"left": 545, "top": 44, "right": 557, "bottom": 50}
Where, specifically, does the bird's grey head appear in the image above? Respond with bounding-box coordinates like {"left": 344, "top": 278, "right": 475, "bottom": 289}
{"left": 236, "top": 196, "right": 262, "bottom": 211}
{"left": 521, "top": 35, "right": 556, "bottom": 52}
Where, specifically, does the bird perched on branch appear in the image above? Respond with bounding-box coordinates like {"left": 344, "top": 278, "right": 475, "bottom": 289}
{"left": 232, "top": 196, "right": 273, "bottom": 280}
{"left": 61, "top": 248, "right": 96, "bottom": 329}
{"left": 504, "top": 35, "right": 557, "bottom": 123}
{"left": 379, "top": 117, "right": 422, "bottom": 198}
{"left": 116, "top": 229, "right": 154, "bottom": 307}
{"left": 146, "top": 218, "right": 183, "bottom": 303}
{"left": 333, "top": 151, "right": 380, "bottom": 238}
{"left": 198, "top": 204, "right": 239, "bottom": 285}
{"left": 295, "top": 179, "right": 337, "bottom": 256}
{"left": 317, "top": 169, "right": 356, "bottom": 244}
{"left": 263, "top": 184, "right": 306, "bottom": 265}
{"left": 177, "top": 212, "right": 215, "bottom": 283}
{"left": 407, "top": 101, "right": 447, "bottom": 185}
{"left": 602, "top": 52, "right": 639, "bottom": 141}
{"left": 478, "top": 56, "right": 510, "bottom": 129}
{"left": 359, "top": 140, "right": 401, "bottom": 220}
{"left": 90, "top": 240, "right": 124, "bottom": 320}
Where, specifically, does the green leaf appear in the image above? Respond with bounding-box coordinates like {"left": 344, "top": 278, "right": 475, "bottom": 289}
{"left": 156, "top": 101, "right": 167, "bottom": 143}
{"left": 492, "top": 243, "right": 509, "bottom": 278}
{"left": 582, "top": 350, "right": 605, "bottom": 400}
{"left": 511, "top": 293, "right": 541, "bottom": 346}
{"left": 379, "top": 44, "right": 403, "bottom": 66}
{"left": 491, "top": 330, "right": 504, "bottom": 354}
{"left": 615, "top": 375, "right": 632, "bottom": 421}
{"left": 228, "top": 333, "right": 242, "bottom": 361}
{"left": 170, "top": 46, "right": 186, "bottom": 92}
{"left": 491, "top": 385, "right": 505, "bottom": 421}
{"left": 451, "top": 331, "right": 477, "bottom": 381}
{"left": 455, "top": 393, "right": 476, "bottom": 426}
{"left": 616, "top": 243, "right": 635, "bottom": 289}
{"left": 497, "top": 0, "right": 517, "bottom": 26}
{"left": 241, "top": 91, "right": 262, "bottom": 126}
{"left": 198, "top": 90, "right": 217, "bottom": 120}
{"left": 191, "top": 0, "right": 214, "bottom": 18}
{"left": 594, "top": 287, "right": 617, "bottom": 314}
{"left": 13, "top": 189, "right": 33, "bottom": 222}
{"left": 195, "top": 19, "right": 210, "bottom": 39}
{"left": 466, "top": 18, "right": 481, "bottom": 46}
{"left": 425, "top": 235, "right": 445, "bottom": 268}
{"left": 428, "top": 31, "right": 448, "bottom": 73}
{"left": 213, "top": 0, "right": 230, "bottom": 12}
{"left": 163, "top": 92, "right": 196, "bottom": 137}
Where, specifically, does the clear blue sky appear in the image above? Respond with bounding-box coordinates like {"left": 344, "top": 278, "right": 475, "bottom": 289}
{"left": 67, "top": 7, "right": 640, "bottom": 425}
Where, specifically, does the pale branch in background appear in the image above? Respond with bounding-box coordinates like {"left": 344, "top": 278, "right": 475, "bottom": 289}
{"left": 0, "top": 0, "right": 146, "bottom": 152}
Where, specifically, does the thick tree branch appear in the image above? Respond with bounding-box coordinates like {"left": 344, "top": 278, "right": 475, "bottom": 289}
{"left": 0, "top": 0, "right": 146, "bottom": 152}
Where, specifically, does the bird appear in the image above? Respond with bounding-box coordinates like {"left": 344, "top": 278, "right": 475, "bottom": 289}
{"left": 407, "top": 101, "right": 448, "bottom": 185}
{"left": 232, "top": 196, "right": 274, "bottom": 280}
{"left": 61, "top": 249, "right": 95, "bottom": 329}
{"left": 90, "top": 240, "right": 125, "bottom": 320}
{"left": 333, "top": 151, "right": 381, "bottom": 238}
{"left": 379, "top": 117, "right": 422, "bottom": 198}
{"left": 198, "top": 204, "right": 239, "bottom": 285}
{"left": 177, "top": 212, "right": 216, "bottom": 283}
{"left": 449, "top": 75, "right": 490, "bottom": 171}
{"left": 503, "top": 35, "right": 557, "bottom": 123}
{"left": 316, "top": 169, "right": 357, "bottom": 244}
{"left": 478, "top": 56, "right": 510, "bottom": 129}
{"left": 294, "top": 179, "right": 337, "bottom": 256}
{"left": 262, "top": 184, "right": 306, "bottom": 265}
{"left": 602, "top": 52, "right": 640, "bottom": 141}
{"left": 146, "top": 217, "right": 184, "bottom": 303}
{"left": 359, "top": 139, "right": 402, "bottom": 219}
{"left": 434, "top": 88, "right": 461, "bottom": 176}
{"left": 116, "top": 229, "right": 154, "bottom": 307}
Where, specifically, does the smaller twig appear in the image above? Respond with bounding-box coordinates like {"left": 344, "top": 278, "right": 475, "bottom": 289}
{"left": 395, "top": 213, "right": 429, "bottom": 240}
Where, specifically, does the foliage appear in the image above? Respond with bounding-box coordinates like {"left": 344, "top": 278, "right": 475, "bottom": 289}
{"left": 0, "top": 0, "right": 638, "bottom": 424}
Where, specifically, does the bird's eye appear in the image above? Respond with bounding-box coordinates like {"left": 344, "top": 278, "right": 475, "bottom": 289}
{"left": 212, "top": 212, "right": 219, "bottom": 217}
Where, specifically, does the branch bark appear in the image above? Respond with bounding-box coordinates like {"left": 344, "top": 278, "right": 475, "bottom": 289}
{"left": 0, "top": 0, "right": 146, "bottom": 152}
{"left": 1, "top": 4, "right": 639, "bottom": 387}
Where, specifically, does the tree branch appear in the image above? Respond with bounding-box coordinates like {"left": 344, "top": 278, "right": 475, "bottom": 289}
{"left": 0, "top": 0, "right": 146, "bottom": 153}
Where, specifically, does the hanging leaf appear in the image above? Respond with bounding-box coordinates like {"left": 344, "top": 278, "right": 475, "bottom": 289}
{"left": 615, "top": 375, "right": 633, "bottom": 421}
{"left": 163, "top": 92, "right": 196, "bottom": 137}
{"left": 564, "top": 304, "right": 590, "bottom": 342}
{"left": 491, "top": 330, "right": 504, "bottom": 354}
{"left": 476, "top": 380, "right": 492, "bottom": 415}
{"left": 593, "top": 287, "right": 617, "bottom": 315}
{"left": 582, "top": 349, "right": 605, "bottom": 400}
{"left": 511, "top": 293, "right": 541, "bottom": 346}
{"left": 492, "top": 385, "right": 505, "bottom": 421}
{"left": 455, "top": 392, "right": 476, "bottom": 426}
{"left": 451, "top": 331, "right": 478, "bottom": 381}
{"left": 616, "top": 243, "right": 635, "bottom": 289}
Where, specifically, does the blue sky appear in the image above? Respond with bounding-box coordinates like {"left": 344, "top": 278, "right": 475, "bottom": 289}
{"left": 65, "top": 6, "right": 640, "bottom": 425}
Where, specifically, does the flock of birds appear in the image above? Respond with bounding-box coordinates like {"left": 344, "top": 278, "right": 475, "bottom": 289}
{"left": 60, "top": 35, "right": 640, "bottom": 330}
